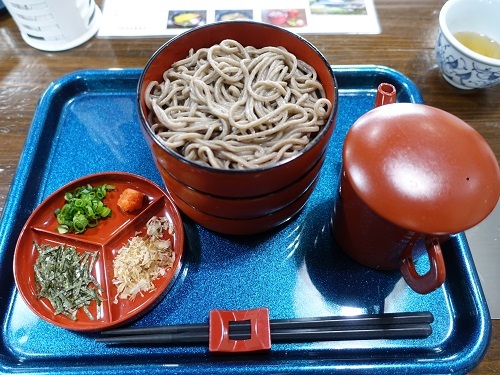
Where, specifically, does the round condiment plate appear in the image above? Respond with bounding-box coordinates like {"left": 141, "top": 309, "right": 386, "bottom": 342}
{"left": 13, "top": 172, "right": 184, "bottom": 331}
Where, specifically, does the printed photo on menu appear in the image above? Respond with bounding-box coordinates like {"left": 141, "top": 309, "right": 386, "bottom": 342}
{"left": 215, "top": 9, "right": 253, "bottom": 22}
{"left": 310, "top": 0, "right": 368, "bottom": 15}
{"left": 167, "top": 10, "right": 206, "bottom": 29}
{"left": 261, "top": 9, "right": 307, "bottom": 28}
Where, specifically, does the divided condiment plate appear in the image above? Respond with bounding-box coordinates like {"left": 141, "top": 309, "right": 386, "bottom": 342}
{"left": 13, "top": 172, "right": 184, "bottom": 331}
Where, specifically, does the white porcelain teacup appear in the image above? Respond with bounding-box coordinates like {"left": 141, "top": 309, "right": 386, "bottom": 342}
{"left": 435, "top": 0, "right": 500, "bottom": 90}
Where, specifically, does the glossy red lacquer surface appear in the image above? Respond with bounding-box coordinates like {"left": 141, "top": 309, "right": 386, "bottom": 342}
{"left": 160, "top": 151, "right": 326, "bottom": 220}
{"left": 343, "top": 103, "right": 500, "bottom": 235}
{"left": 169, "top": 176, "right": 318, "bottom": 235}
{"left": 13, "top": 172, "right": 184, "bottom": 331}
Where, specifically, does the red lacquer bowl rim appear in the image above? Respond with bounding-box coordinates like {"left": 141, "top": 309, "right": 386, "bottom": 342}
{"left": 137, "top": 20, "right": 339, "bottom": 177}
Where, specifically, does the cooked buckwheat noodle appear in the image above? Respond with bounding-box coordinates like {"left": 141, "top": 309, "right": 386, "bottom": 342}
{"left": 145, "top": 39, "right": 332, "bottom": 169}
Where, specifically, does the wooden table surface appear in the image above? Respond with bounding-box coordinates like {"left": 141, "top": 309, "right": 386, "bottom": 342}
{"left": 0, "top": 0, "right": 498, "bottom": 373}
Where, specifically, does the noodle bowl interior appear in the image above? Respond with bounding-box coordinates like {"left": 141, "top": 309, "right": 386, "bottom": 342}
{"left": 145, "top": 39, "right": 333, "bottom": 170}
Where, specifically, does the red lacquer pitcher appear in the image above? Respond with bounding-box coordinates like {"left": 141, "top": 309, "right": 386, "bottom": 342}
{"left": 332, "top": 83, "right": 500, "bottom": 294}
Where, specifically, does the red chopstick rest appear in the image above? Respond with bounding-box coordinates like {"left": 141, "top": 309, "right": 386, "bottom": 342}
{"left": 209, "top": 308, "right": 271, "bottom": 353}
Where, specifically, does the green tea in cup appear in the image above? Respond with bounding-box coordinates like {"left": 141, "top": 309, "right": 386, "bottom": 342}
{"left": 454, "top": 31, "right": 500, "bottom": 59}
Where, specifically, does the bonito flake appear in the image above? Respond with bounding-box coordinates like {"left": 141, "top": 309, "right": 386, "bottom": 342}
{"left": 112, "top": 216, "right": 175, "bottom": 304}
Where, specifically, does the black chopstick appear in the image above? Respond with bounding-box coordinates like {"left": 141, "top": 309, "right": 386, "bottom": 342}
{"left": 100, "top": 311, "right": 434, "bottom": 336}
{"left": 96, "top": 323, "right": 432, "bottom": 345}
{"left": 269, "top": 323, "right": 432, "bottom": 342}
{"left": 97, "top": 311, "right": 433, "bottom": 345}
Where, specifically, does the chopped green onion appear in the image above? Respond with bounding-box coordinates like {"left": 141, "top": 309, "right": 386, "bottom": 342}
{"left": 54, "top": 183, "right": 115, "bottom": 234}
{"left": 33, "top": 242, "right": 103, "bottom": 321}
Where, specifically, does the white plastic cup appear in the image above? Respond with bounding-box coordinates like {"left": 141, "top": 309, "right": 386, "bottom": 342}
{"left": 4, "top": 0, "right": 101, "bottom": 51}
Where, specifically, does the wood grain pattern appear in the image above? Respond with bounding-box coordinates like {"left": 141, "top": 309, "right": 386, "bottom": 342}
{"left": 0, "top": 0, "right": 498, "bottom": 372}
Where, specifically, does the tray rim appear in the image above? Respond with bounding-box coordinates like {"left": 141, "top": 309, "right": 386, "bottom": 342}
{"left": 0, "top": 65, "right": 491, "bottom": 375}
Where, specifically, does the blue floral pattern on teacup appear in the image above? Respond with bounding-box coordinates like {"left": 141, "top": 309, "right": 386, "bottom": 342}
{"left": 435, "top": 29, "right": 500, "bottom": 89}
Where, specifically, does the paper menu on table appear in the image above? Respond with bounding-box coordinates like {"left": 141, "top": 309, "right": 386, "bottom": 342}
{"left": 97, "top": 0, "right": 381, "bottom": 38}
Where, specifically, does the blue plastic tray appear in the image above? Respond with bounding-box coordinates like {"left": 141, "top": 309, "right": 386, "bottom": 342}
{"left": 0, "top": 66, "right": 491, "bottom": 374}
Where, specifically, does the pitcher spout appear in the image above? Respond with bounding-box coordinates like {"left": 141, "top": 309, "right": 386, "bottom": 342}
{"left": 374, "top": 83, "right": 397, "bottom": 107}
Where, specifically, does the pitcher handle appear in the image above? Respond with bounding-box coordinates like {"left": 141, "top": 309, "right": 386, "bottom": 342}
{"left": 400, "top": 236, "right": 446, "bottom": 294}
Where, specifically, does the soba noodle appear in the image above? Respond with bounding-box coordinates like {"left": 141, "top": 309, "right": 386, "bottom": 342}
{"left": 145, "top": 39, "right": 332, "bottom": 169}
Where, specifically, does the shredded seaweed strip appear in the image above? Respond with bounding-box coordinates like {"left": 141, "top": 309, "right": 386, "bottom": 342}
{"left": 33, "top": 242, "right": 103, "bottom": 321}
{"left": 54, "top": 183, "right": 115, "bottom": 234}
